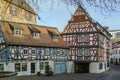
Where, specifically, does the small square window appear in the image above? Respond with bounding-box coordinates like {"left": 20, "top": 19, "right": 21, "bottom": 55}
{"left": 33, "top": 32, "right": 40, "bottom": 38}
{"left": 14, "top": 29, "right": 23, "bottom": 36}
{"left": 32, "top": 49, "right": 36, "bottom": 54}
{"left": 53, "top": 35, "right": 58, "bottom": 41}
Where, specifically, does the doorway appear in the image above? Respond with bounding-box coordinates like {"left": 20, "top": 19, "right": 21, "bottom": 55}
{"left": 31, "top": 63, "right": 35, "bottom": 73}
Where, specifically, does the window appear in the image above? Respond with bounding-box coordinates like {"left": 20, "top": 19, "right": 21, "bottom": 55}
{"left": 23, "top": 48, "right": 28, "bottom": 55}
{"left": 22, "top": 63, "right": 27, "bottom": 71}
{"left": 53, "top": 35, "right": 58, "bottom": 41}
{"left": 84, "top": 49, "right": 89, "bottom": 56}
{"left": 10, "top": 6, "right": 17, "bottom": 16}
{"left": 0, "top": 64, "right": 4, "bottom": 72}
{"left": 32, "top": 49, "right": 36, "bottom": 55}
{"left": 33, "top": 32, "right": 40, "bottom": 38}
{"left": 45, "top": 48, "right": 50, "bottom": 55}
{"left": 25, "top": 13, "right": 32, "bottom": 20}
{"left": 117, "top": 32, "right": 120, "bottom": 38}
{"left": 78, "top": 35, "right": 84, "bottom": 42}
{"left": 15, "top": 63, "right": 20, "bottom": 72}
{"left": 40, "top": 62, "right": 48, "bottom": 70}
{"left": 84, "top": 35, "right": 90, "bottom": 42}
{"left": 40, "top": 62, "right": 44, "bottom": 70}
{"left": 0, "top": 37, "right": 4, "bottom": 43}
{"left": 15, "top": 63, "right": 27, "bottom": 72}
{"left": 41, "top": 48, "right": 44, "bottom": 56}
{"left": 78, "top": 49, "right": 83, "bottom": 56}
{"left": 14, "top": 29, "right": 23, "bottom": 36}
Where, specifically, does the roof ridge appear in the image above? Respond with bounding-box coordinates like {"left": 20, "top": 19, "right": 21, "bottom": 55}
{"left": 0, "top": 20, "right": 57, "bottom": 29}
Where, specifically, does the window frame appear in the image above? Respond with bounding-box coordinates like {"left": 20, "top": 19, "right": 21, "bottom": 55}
{"left": 39, "top": 61, "right": 48, "bottom": 70}
{"left": 14, "top": 28, "right": 23, "bottom": 36}
{"left": 22, "top": 63, "right": 27, "bottom": 71}
{"left": 33, "top": 32, "right": 40, "bottom": 38}
{"left": 10, "top": 6, "right": 17, "bottom": 16}
{"left": 0, "top": 64, "right": 4, "bottom": 72}
{"left": 15, "top": 63, "right": 21, "bottom": 72}
{"left": 23, "top": 48, "right": 28, "bottom": 55}
{"left": 78, "top": 49, "right": 83, "bottom": 56}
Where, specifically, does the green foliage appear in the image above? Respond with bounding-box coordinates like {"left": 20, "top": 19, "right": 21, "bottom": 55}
{"left": 45, "top": 64, "right": 53, "bottom": 76}
{"left": 37, "top": 71, "right": 41, "bottom": 76}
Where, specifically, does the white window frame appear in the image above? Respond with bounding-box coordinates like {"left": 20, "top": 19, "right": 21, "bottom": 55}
{"left": 40, "top": 61, "right": 48, "bottom": 70}
{"left": 33, "top": 32, "right": 40, "bottom": 38}
{"left": 15, "top": 63, "right": 27, "bottom": 72}
{"left": 14, "top": 29, "right": 23, "bottom": 36}
{"left": 23, "top": 48, "right": 28, "bottom": 55}
{"left": 32, "top": 48, "right": 36, "bottom": 55}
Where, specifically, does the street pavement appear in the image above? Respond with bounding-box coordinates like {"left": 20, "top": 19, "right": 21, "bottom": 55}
{"left": 18, "top": 64, "right": 120, "bottom": 80}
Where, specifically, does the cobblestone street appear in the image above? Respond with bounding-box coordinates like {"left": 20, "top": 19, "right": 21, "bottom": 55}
{"left": 18, "top": 64, "right": 120, "bottom": 80}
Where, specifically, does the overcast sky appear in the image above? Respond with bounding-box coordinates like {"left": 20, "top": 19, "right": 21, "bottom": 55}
{"left": 36, "top": 1, "right": 120, "bottom": 32}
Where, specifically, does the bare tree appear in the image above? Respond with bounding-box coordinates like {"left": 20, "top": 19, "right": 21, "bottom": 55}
{"left": 27, "top": 0, "right": 120, "bottom": 13}
{"left": 1, "top": 0, "right": 120, "bottom": 20}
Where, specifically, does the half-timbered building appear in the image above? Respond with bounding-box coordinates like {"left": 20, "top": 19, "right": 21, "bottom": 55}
{"left": 109, "top": 30, "right": 120, "bottom": 65}
{"left": 110, "top": 41, "right": 120, "bottom": 65}
{"left": 0, "top": 0, "right": 68, "bottom": 76}
{"left": 61, "top": 5, "right": 112, "bottom": 73}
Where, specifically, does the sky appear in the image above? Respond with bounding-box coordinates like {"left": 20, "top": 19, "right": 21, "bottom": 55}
{"left": 36, "top": 1, "right": 120, "bottom": 32}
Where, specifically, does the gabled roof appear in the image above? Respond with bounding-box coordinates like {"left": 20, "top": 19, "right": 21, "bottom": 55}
{"left": 63, "top": 5, "right": 94, "bottom": 33}
{"left": 0, "top": 20, "right": 68, "bottom": 48}
{"left": 4, "top": 0, "right": 36, "bottom": 14}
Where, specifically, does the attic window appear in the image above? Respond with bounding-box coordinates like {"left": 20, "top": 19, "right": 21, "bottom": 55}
{"left": 33, "top": 32, "right": 40, "bottom": 38}
{"left": 10, "top": 6, "right": 17, "bottom": 16}
{"left": 28, "top": 26, "right": 41, "bottom": 38}
{"left": 47, "top": 29, "right": 59, "bottom": 41}
{"left": 53, "top": 35, "right": 58, "bottom": 41}
{"left": 14, "top": 29, "right": 23, "bottom": 36}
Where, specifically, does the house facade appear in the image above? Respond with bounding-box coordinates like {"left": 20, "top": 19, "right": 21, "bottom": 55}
{"left": 109, "top": 30, "right": 120, "bottom": 64}
{"left": 0, "top": 0, "right": 36, "bottom": 24}
{"left": 110, "top": 42, "right": 120, "bottom": 64}
{"left": 109, "top": 30, "right": 120, "bottom": 39}
{"left": 0, "top": 0, "right": 69, "bottom": 76}
{"left": 61, "top": 5, "right": 112, "bottom": 73}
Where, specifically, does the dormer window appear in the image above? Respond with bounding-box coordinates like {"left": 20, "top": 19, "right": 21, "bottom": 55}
{"left": 33, "top": 32, "right": 40, "bottom": 38}
{"left": 47, "top": 29, "right": 59, "bottom": 41}
{"left": 10, "top": 6, "right": 17, "bottom": 16}
{"left": 14, "top": 29, "right": 23, "bottom": 36}
{"left": 53, "top": 35, "right": 58, "bottom": 41}
{"left": 28, "top": 26, "right": 41, "bottom": 38}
